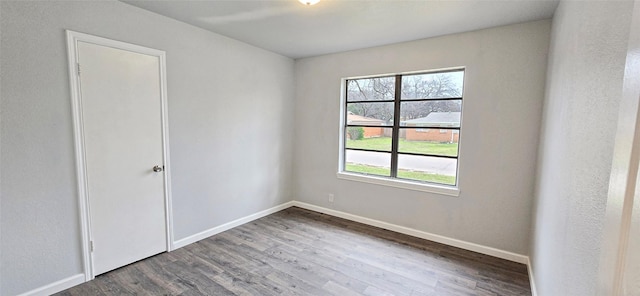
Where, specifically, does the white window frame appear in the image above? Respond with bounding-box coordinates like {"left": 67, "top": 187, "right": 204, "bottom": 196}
{"left": 337, "top": 68, "right": 464, "bottom": 197}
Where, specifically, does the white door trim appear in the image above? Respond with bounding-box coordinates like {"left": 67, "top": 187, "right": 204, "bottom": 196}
{"left": 65, "top": 30, "right": 174, "bottom": 281}
{"left": 598, "top": 1, "right": 640, "bottom": 295}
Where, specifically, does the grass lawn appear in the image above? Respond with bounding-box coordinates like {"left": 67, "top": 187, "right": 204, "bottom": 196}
{"left": 345, "top": 163, "right": 456, "bottom": 185}
{"left": 346, "top": 137, "right": 458, "bottom": 156}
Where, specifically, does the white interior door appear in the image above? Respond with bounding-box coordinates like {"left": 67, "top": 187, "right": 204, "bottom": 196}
{"left": 77, "top": 40, "right": 167, "bottom": 276}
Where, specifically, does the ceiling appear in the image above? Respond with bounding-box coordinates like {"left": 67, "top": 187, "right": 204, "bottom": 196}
{"left": 122, "top": 0, "right": 559, "bottom": 59}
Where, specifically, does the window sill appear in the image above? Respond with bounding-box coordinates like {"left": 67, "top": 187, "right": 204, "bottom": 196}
{"left": 336, "top": 172, "right": 460, "bottom": 197}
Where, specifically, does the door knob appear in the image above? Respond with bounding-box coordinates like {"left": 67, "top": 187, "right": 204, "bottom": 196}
{"left": 153, "top": 165, "right": 163, "bottom": 172}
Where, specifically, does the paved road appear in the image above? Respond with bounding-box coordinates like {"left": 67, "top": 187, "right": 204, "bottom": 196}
{"left": 346, "top": 150, "right": 457, "bottom": 176}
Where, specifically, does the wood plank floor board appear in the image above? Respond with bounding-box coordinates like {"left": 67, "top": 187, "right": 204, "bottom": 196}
{"left": 134, "top": 259, "right": 190, "bottom": 295}
{"left": 162, "top": 260, "right": 236, "bottom": 296}
{"left": 321, "top": 280, "right": 363, "bottom": 296}
{"left": 435, "top": 272, "right": 477, "bottom": 291}
{"left": 362, "top": 285, "right": 404, "bottom": 296}
{"left": 263, "top": 213, "right": 454, "bottom": 283}
{"left": 435, "top": 280, "right": 478, "bottom": 296}
{"left": 243, "top": 219, "right": 319, "bottom": 252}
{"left": 225, "top": 241, "right": 338, "bottom": 290}
{"left": 285, "top": 211, "right": 440, "bottom": 252}
{"left": 274, "top": 210, "right": 481, "bottom": 281}
{"left": 269, "top": 243, "right": 372, "bottom": 294}
{"left": 121, "top": 265, "right": 179, "bottom": 295}
{"left": 100, "top": 274, "right": 141, "bottom": 296}
{"left": 209, "top": 272, "right": 261, "bottom": 296}
{"left": 55, "top": 278, "right": 106, "bottom": 296}
{"left": 262, "top": 267, "right": 337, "bottom": 296}
{"left": 56, "top": 207, "right": 531, "bottom": 296}
{"left": 251, "top": 220, "right": 436, "bottom": 295}
{"left": 186, "top": 245, "right": 283, "bottom": 296}
{"left": 339, "top": 257, "right": 437, "bottom": 295}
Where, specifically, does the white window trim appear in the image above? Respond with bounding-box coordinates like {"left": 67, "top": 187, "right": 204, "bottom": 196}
{"left": 338, "top": 67, "right": 464, "bottom": 197}
{"left": 336, "top": 172, "right": 460, "bottom": 196}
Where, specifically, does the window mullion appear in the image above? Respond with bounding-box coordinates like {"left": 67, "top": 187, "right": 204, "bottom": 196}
{"left": 343, "top": 80, "right": 349, "bottom": 172}
{"left": 390, "top": 75, "right": 402, "bottom": 177}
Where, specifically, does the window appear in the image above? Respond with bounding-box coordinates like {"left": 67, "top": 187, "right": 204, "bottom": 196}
{"left": 341, "top": 69, "right": 464, "bottom": 189}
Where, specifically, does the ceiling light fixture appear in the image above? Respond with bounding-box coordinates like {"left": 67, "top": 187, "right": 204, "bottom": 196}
{"left": 298, "top": 0, "right": 320, "bottom": 5}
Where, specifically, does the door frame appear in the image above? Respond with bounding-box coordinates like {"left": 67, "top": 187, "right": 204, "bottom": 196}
{"left": 65, "top": 30, "right": 174, "bottom": 281}
{"left": 598, "top": 1, "right": 640, "bottom": 294}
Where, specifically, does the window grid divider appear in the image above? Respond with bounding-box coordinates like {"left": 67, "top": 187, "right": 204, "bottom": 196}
{"left": 390, "top": 75, "right": 402, "bottom": 178}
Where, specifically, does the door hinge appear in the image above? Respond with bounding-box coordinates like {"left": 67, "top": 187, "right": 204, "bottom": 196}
{"left": 77, "top": 63, "right": 81, "bottom": 76}
{"left": 90, "top": 241, "right": 94, "bottom": 252}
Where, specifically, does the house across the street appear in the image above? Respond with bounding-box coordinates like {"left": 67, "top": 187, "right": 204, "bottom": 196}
{"left": 402, "top": 111, "right": 460, "bottom": 143}
{"left": 346, "top": 112, "right": 385, "bottom": 138}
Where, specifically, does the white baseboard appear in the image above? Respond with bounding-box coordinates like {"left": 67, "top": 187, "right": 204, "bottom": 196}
{"left": 17, "top": 274, "right": 85, "bottom": 296}
{"left": 172, "top": 201, "right": 295, "bottom": 249}
{"left": 291, "top": 201, "right": 529, "bottom": 264}
{"left": 527, "top": 258, "right": 538, "bottom": 296}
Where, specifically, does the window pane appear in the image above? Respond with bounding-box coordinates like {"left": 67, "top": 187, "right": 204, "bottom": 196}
{"left": 345, "top": 128, "right": 392, "bottom": 151}
{"left": 397, "top": 154, "right": 457, "bottom": 185}
{"left": 400, "top": 100, "right": 461, "bottom": 128}
{"left": 401, "top": 70, "right": 464, "bottom": 100}
{"left": 398, "top": 129, "right": 458, "bottom": 156}
{"left": 347, "top": 77, "right": 395, "bottom": 102}
{"left": 347, "top": 102, "right": 394, "bottom": 126}
{"left": 345, "top": 150, "right": 391, "bottom": 177}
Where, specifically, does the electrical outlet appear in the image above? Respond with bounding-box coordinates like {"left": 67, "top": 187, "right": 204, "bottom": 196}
{"left": 328, "top": 193, "right": 334, "bottom": 203}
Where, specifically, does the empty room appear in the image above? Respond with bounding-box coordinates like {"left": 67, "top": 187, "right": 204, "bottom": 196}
{"left": 2, "top": 0, "right": 640, "bottom": 295}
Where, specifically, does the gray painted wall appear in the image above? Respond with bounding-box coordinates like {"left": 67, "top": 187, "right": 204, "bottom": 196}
{"left": 292, "top": 20, "right": 550, "bottom": 255}
{"left": 0, "top": 1, "right": 294, "bottom": 295}
{"left": 529, "top": 1, "right": 634, "bottom": 295}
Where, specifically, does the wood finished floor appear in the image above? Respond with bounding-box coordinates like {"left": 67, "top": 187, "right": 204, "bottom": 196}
{"left": 56, "top": 207, "right": 531, "bottom": 296}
